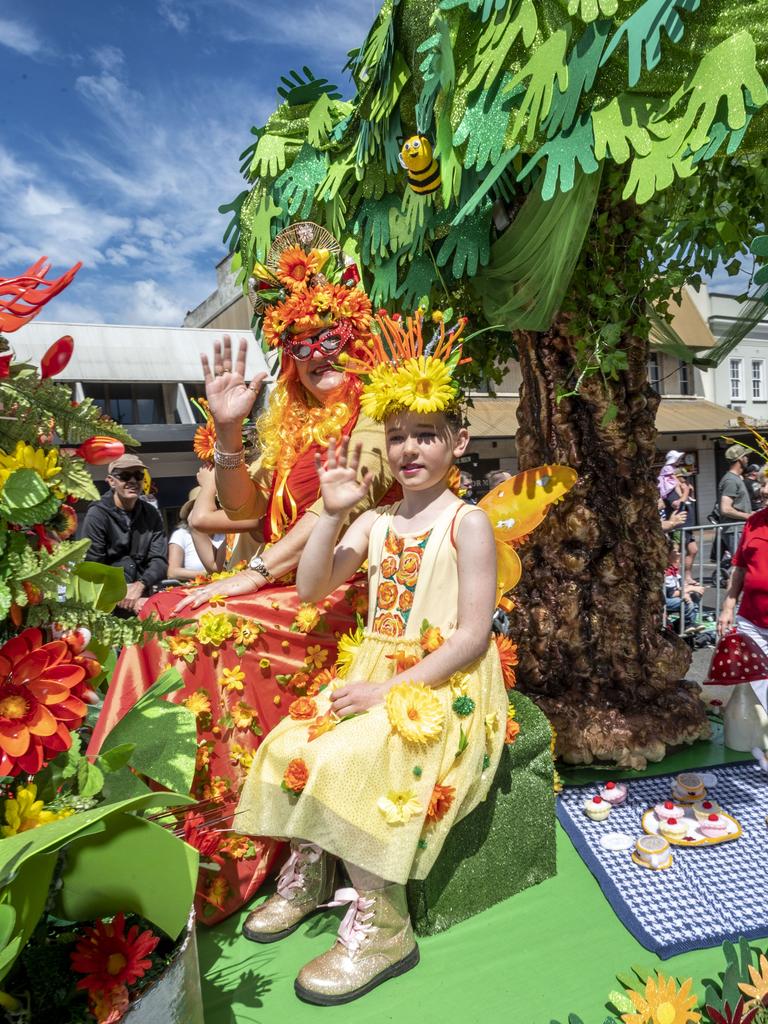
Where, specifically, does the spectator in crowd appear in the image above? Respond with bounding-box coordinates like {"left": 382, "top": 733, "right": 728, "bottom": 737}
{"left": 665, "top": 544, "right": 703, "bottom": 627}
{"left": 717, "top": 465, "right": 768, "bottom": 707}
{"left": 188, "top": 464, "right": 264, "bottom": 567}
{"left": 82, "top": 454, "right": 168, "bottom": 614}
{"left": 658, "top": 450, "right": 697, "bottom": 582}
{"left": 459, "top": 470, "right": 477, "bottom": 504}
{"left": 745, "top": 463, "right": 764, "bottom": 511}
{"left": 487, "top": 470, "right": 511, "bottom": 489}
{"left": 715, "top": 444, "right": 753, "bottom": 573}
{"left": 168, "top": 487, "right": 226, "bottom": 582}
{"left": 659, "top": 497, "right": 686, "bottom": 533}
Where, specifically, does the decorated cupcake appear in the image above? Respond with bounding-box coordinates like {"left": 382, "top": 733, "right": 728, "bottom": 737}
{"left": 583, "top": 795, "right": 611, "bottom": 821}
{"left": 692, "top": 798, "right": 721, "bottom": 821}
{"left": 699, "top": 813, "right": 728, "bottom": 838}
{"left": 599, "top": 781, "right": 627, "bottom": 806}
{"left": 654, "top": 800, "right": 685, "bottom": 822}
{"left": 658, "top": 816, "right": 689, "bottom": 841}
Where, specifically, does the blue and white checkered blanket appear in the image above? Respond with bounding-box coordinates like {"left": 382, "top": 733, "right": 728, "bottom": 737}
{"left": 556, "top": 762, "right": 768, "bottom": 958}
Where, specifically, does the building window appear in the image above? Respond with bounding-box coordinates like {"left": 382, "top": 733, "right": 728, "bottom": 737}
{"left": 678, "top": 360, "right": 691, "bottom": 396}
{"left": 752, "top": 359, "right": 765, "bottom": 400}
{"left": 648, "top": 353, "right": 660, "bottom": 393}
{"left": 730, "top": 358, "right": 744, "bottom": 401}
{"left": 82, "top": 383, "right": 165, "bottom": 424}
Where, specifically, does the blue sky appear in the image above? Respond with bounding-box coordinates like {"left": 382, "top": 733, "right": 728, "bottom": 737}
{"left": 0, "top": 1, "right": 748, "bottom": 328}
{"left": 0, "top": 0, "right": 379, "bottom": 326}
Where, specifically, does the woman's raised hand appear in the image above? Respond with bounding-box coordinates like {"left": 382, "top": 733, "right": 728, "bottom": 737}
{"left": 315, "top": 437, "right": 373, "bottom": 517}
{"left": 201, "top": 335, "right": 267, "bottom": 427}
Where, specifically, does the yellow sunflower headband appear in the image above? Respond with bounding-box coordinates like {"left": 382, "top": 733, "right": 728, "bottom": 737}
{"left": 339, "top": 311, "right": 469, "bottom": 422}
{"left": 249, "top": 221, "right": 372, "bottom": 349}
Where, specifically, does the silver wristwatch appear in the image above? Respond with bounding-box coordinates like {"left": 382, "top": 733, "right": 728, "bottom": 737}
{"left": 249, "top": 554, "right": 275, "bottom": 583}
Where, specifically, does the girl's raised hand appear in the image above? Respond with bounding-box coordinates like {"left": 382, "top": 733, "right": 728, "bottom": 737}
{"left": 315, "top": 437, "right": 373, "bottom": 517}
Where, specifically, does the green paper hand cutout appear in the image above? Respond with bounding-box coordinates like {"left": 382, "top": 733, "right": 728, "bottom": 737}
{"left": 370, "top": 254, "right": 400, "bottom": 305}
{"left": 277, "top": 67, "right": 342, "bottom": 106}
{"left": 661, "top": 31, "right": 768, "bottom": 157}
{"left": 751, "top": 235, "right": 768, "bottom": 287}
{"left": 274, "top": 143, "right": 327, "bottom": 218}
{"left": 545, "top": 19, "right": 611, "bottom": 137}
{"left": 243, "top": 188, "right": 283, "bottom": 263}
{"left": 367, "top": 52, "right": 411, "bottom": 123}
{"left": 568, "top": 0, "right": 618, "bottom": 21}
{"left": 250, "top": 131, "right": 291, "bottom": 179}
{"left": 506, "top": 28, "right": 571, "bottom": 144}
{"left": 600, "top": 0, "right": 700, "bottom": 87}
{"left": 592, "top": 95, "right": 654, "bottom": 163}
{"left": 690, "top": 98, "right": 756, "bottom": 166}
{"left": 436, "top": 205, "right": 492, "bottom": 278}
{"left": 622, "top": 117, "right": 695, "bottom": 203}
{"left": 454, "top": 78, "right": 513, "bottom": 170}
{"left": 440, "top": 0, "right": 509, "bottom": 22}
{"left": 356, "top": 196, "right": 400, "bottom": 258}
{"left": 460, "top": 0, "right": 537, "bottom": 95}
{"left": 415, "top": 14, "right": 454, "bottom": 134}
{"left": 307, "top": 92, "right": 335, "bottom": 148}
{"left": 519, "top": 115, "right": 599, "bottom": 200}
{"left": 396, "top": 254, "right": 435, "bottom": 310}
{"left": 317, "top": 150, "right": 355, "bottom": 202}
{"left": 353, "top": 0, "right": 396, "bottom": 86}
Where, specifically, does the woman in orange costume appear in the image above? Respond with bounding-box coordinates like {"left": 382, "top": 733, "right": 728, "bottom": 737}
{"left": 89, "top": 223, "right": 398, "bottom": 923}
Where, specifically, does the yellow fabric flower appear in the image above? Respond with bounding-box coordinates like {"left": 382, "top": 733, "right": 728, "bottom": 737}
{"left": 622, "top": 974, "right": 700, "bottom": 1024}
{"left": 234, "top": 619, "right": 263, "bottom": 647}
{"left": 305, "top": 644, "right": 329, "bottom": 670}
{"left": 167, "top": 636, "right": 197, "bottom": 660}
{"left": 229, "top": 743, "right": 254, "bottom": 771}
{"left": 196, "top": 612, "right": 234, "bottom": 647}
{"left": 184, "top": 691, "right": 211, "bottom": 717}
{"left": 449, "top": 673, "right": 470, "bottom": 699}
{"left": 484, "top": 711, "right": 500, "bottom": 740}
{"left": 293, "top": 603, "right": 321, "bottom": 633}
{"left": 208, "top": 593, "right": 227, "bottom": 606}
{"left": 359, "top": 365, "right": 399, "bottom": 421}
{"left": 377, "top": 789, "right": 422, "bottom": 825}
{"left": 221, "top": 666, "right": 245, "bottom": 692}
{"left": 335, "top": 622, "right": 365, "bottom": 678}
{"left": 1, "top": 783, "right": 60, "bottom": 837}
{"left": 394, "top": 356, "right": 456, "bottom": 414}
{"left": 385, "top": 681, "right": 445, "bottom": 745}
{"left": 740, "top": 953, "right": 768, "bottom": 1003}
{"left": 0, "top": 441, "right": 61, "bottom": 489}
{"left": 232, "top": 702, "right": 259, "bottom": 730}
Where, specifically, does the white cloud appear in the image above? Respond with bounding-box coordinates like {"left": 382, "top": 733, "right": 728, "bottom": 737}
{"left": 0, "top": 16, "right": 45, "bottom": 57}
{"left": 92, "top": 45, "right": 125, "bottom": 74}
{"left": 158, "top": 0, "right": 191, "bottom": 33}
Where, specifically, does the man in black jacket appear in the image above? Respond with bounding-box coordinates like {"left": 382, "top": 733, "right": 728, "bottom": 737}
{"left": 82, "top": 454, "right": 168, "bottom": 614}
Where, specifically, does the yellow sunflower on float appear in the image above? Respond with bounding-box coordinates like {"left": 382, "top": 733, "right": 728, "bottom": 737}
{"left": 385, "top": 681, "right": 445, "bottom": 745}
{"left": 0, "top": 441, "right": 61, "bottom": 490}
{"left": 262, "top": 307, "right": 289, "bottom": 348}
{"left": 275, "top": 246, "right": 326, "bottom": 291}
{"left": 394, "top": 356, "right": 456, "bottom": 415}
{"left": 335, "top": 621, "right": 365, "bottom": 678}
{"left": 358, "top": 364, "right": 397, "bottom": 421}
{"left": 621, "top": 974, "right": 700, "bottom": 1024}
{"left": 1, "top": 783, "right": 63, "bottom": 837}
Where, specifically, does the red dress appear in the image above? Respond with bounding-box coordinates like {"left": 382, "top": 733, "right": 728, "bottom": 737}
{"left": 89, "top": 421, "right": 397, "bottom": 924}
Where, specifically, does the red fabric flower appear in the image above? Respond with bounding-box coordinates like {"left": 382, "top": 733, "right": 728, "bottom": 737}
{"left": 0, "top": 627, "right": 88, "bottom": 776}
{"left": 71, "top": 913, "right": 159, "bottom": 994}
{"left": 182, "top": 810, "right": 222, "bottom": 860}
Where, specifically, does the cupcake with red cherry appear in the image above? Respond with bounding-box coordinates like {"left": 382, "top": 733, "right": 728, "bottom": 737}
{"left": 699, "top": 813, "right": 729, "bottom": 838}
{"left": 583, "top": 795, "right": 611, "bottom": 821}
{"left": 658, "top": 816, "right": 688, "bottom": 841}
{"left": 692, "top": 798, "right": 721, "bottom": 821}
{"left": 654, "top": 800, "right": 685, "bottom": 822}
{"left": 599, "top": 781, "right": 627, "bottom": 806}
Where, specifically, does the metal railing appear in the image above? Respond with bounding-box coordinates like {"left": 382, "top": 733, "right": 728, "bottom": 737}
{"left": 665, "top": 521, "right": 746, "bottom": 635}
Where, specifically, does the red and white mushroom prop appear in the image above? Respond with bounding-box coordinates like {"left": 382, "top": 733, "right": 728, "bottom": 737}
{"left": 705, "top": 629, "right": 768, "bottom": 751}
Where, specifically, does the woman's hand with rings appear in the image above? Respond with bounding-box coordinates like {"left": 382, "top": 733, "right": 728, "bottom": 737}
{"left": 173, "top": 570, "right": 265, "bottom": 612}
{"left": 201, "top": 335, "right": 267, "bottom": 427}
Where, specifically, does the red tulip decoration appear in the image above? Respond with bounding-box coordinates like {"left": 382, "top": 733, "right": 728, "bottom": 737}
{"left": 0, "top": 258, "right": 82, "bottom": 333}
{"left": 75, "top": 437, "right": 125, "bottom": 466}
{"left": 40, "top": 335, "right": 74, "bottom": 379}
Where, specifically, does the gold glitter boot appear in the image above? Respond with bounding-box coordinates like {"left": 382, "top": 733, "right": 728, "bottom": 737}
{"left": 242, "top": 842, "right": 337, "bottom": 944}
{"left": 294, "top": 883, "right": 419, "bottom": 1005}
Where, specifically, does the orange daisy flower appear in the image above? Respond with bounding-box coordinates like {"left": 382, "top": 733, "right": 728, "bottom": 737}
{"left": 386, "top": 647, "right": 421, "bottom": 674}
{"left": 193, "top": 419, "right": 216, "bottom": 462}
{"left": 308, "top": 711, "right": 338, "bottom": 742}
{"left": 276, "top": 246, "right": 324, "bottom": 291}
{"left": 494, "top": 636, "right": 519, "bottom": 689}
{"left": 427, "top": 783, "right": 456, "bottom": 823}
{"left": 420, "top": 625, "right": 444, "bottom": 653}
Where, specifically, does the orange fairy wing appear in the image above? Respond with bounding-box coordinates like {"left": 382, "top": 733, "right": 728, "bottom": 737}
{"left": 495, "top": 541, "right": 522, "bottom": 602}
{"left": 479, "top": 465, "right": 577, "bottom": 543}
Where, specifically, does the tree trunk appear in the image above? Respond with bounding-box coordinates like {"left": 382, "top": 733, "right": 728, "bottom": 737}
{"left": 510, "top": 319, "right": 710, "bottom": 770}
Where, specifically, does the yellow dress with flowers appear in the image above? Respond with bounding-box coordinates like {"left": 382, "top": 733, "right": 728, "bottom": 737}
{"left": 235, "top": 501, "right": 508, "bottom": 884}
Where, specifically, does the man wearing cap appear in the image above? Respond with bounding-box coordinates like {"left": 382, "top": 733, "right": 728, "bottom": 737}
{"left": 715, "top": 445, "right": 754, "bottom": 575}
{"left": 82, "top": 454, "right": 168, "bottom": 614}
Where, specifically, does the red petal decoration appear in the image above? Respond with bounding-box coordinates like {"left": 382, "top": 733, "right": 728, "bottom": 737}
{"left": 0, "top": 258, "right": 82, "bottom": 333}
{"left": 40, "top": 335, "right": 74, "bottom": 378}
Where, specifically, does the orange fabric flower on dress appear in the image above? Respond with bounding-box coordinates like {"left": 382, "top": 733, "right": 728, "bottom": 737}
{"left": 420, "top": 625, "right": 444, "bottom": 653}
{"left": 308, "top": 668, "right": 336, "bottom": 694}
{"left": 396, "top": 548, "right": 423, "bottom": 587}
{"left": 385, "top": 532, "right": 404, "bottom": 556}
{"left": 71, "top": 912, "right": 159, "bottom": 994}
{"left": 494, "top": 636, "right": 519, "bottom": 689}
{"left": 276, "top": 246, "right": 323, "bottom": 291}
{"left": 288, "top": 696, "right": 317, "bottom": 720}
{"left": 380, "top": 555, "right": 398, "bottom": 579}
{"left": 505, "top": 711, "right": 520, "bottom": 745}
{"left": 283, "top": 758, "right": 309, "bottom": 793}
{"left": 427, "top": 783, "right": 456, "bottom": 823}
{"left": 373, "top": 612, "right": 405, "bottom": 638}
{"left": 377, "top": 580, "right": 398, "bottom": 610}
{"left": 386, "top": 647, "right": 421, "bottom": 674}
{"left": 308, "top": 711, "right": 338, "bottom": 742}
{"left": 398, "top": 590, "right": 414, "bottom": 613}
{"left": 0, "top": 627, "right": 88, "bottom": 777}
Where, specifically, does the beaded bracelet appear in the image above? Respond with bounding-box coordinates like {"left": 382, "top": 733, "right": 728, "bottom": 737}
{"left": 213, "top": 445, "right": 245, "bottom": 469}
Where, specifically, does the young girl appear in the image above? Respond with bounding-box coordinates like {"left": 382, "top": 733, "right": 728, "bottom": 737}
{"left": 234, "top": 312, "right": 507, "bottom": 1005}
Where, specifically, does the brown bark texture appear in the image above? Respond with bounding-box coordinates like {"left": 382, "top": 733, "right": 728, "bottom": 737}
{"left": 509, "top": 321, "right": 710, "bottom": 769}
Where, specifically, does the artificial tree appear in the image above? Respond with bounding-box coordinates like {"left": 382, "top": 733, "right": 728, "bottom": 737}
{"left": 222, "top": 0, "right": 768, "bottom": 765}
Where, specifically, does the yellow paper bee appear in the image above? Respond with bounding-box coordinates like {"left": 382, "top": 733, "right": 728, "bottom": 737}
{"left": 398, "top": 135, "right": 441, "bottom": 195}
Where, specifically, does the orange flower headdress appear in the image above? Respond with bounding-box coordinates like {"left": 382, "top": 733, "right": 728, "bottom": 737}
{"left": 339, "top": 310, "right": 470, "bottom": 422}
{"left": 250, "top": 221, "right": 372, "bottom": 351}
